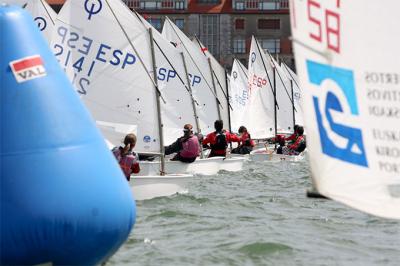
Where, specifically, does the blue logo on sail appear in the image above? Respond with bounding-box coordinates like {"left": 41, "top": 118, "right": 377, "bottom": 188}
{"left": 307, "top": 60, "right": 368, "bottom": 167}
{"left": 84, "top": 0, "right": 103, "bottom": 20}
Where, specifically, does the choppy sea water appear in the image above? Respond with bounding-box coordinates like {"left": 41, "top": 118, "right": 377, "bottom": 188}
{"left": 109, "top": 159, "right": 400, "bottom": 266}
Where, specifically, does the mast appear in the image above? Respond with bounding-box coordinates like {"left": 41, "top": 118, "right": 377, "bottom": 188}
{"left": 225, "top": 68, "right": 232, "bottom": 134}
{"left": 181, "top": 52, "right": 204, "bottom": 158}
{"left": 290, "top": 79, "right": 296, "bottom": 130}
{"left": 208, "top": 57, "right": 222, "bottom": 121}
{"left": 39, "top": 0, "right": 55, "bottom": 26}
{"left": 273, "top": 67, "right": 277, "bottom": 144}
{"left": 149, "top": 28, "right": 165, "bottom": 175}
{"left": 225, "top": 67, "right": 233, "bottom": 150}
{"left": 266, "top": 51, "right": 295, "bottom": 114}
{"left": 105, "top": 0, "right": 165, "bottom": 101}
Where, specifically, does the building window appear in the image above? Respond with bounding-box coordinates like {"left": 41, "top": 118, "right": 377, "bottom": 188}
{"left": 198, "top": 0, "right": 220, "bottom": 3}
{"left": 161, "top": 1, "right": 174, "bottom": 8}
{"left": 258, "top": 19, "right": 280, "bottom": 30}
{"left": 140, "top": 1, "right": 161, "bottom": 9}
{"left": 175, "top": 19, "right": 184, "bottom": 30}
{"left": 246, "top": 0, "right": 258, "bottom": 9}
{"left": 259, "top": 1, "right": 280, "bottom": 10}
{"left": 124, "top": 0, "right": 139, "bottom": 9}
{"left": 233, "top": 38, "right": 246, "bottom": 54}
{"left": 175, "top": 0, "right": 185, "bottom": 10}
{"left": 234, "top": 1, "right": 244, "bottom": 10}
{"left": 201, "top": 15, "right": 219, "bottom": 56}
{"left": 235, "top": 19, "right": 244, "bottom": 30}
{"left": 261, "top": 39, "right": 281, "bottom": 54}
{"left": 147, "top": 18, "right": 163, "bottom": 31}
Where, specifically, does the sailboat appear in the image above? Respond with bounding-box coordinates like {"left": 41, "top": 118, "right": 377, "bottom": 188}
{"left": 51, "top": 0, "right": 192, "bottom": 200}
{"left": 290, "top": 0, "right": 400, "bottom": 219}
{"left": 127, "top": 13, "right": 226, "bottom": 176}
{"left": 267, "top": 54, "right": 296, "bottom": 134}
{"left": 190, "top": 37, "right": 246, "bottom": 168}
{"left": 242, "top": 36, "right": 276, "bottom": 140}
{"left": 242, "top": 36, "right": 301, "bottom": 161}
{"left": 162, "top": 18, "right": 245, "bottom": 171}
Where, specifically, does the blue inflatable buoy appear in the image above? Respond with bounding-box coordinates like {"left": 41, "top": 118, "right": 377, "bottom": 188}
{"left": 0, "top": 5, "right": 135, "bottom": 265}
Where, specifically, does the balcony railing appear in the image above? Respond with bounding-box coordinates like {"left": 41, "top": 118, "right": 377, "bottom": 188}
{"left": 233, "top": 0, "right": 289, "bottom": 11}
{"left": 124, "top": 0, "right": 187, "bottom": 10}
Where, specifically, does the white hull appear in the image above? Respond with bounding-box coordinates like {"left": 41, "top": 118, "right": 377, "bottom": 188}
{"left": 249, "top": 148, "right": 305, "bottom": 162}
{"left": 136, "top": 156, "right": 246, "bottom": 176}
{"left": 227, "top": 153, "right": 250, "bottom": 159}
{"left": 185, "top": 157, "right": 224, "bottom": 175}
{"left": 219, "top": 157, "right": 246, "bottom": 171}
{"left": 135, "top": 157, "right": 223, "bottom": 176}
{"left": 130, "top": 174, "right": 192, "bottom": 200}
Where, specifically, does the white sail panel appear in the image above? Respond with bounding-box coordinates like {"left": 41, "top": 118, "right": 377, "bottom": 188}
{"left": 281, "top": 62, "right": 304, "bottom": 126}
{"left": 230, "top": 59, "right": 249, "bottom": 133}
{"left": 291, "top": 0, "right": 400, "bottom": 219}
{"left": 162, "top": 18, "right": 220, "bottom": 134}
{"left": 5, "top": 0, "right": 57, "bottom": 42}
{"left": 244, "top": 37, "right": 275, "bottom": 139}
{"left": 268, "top": 55, "right": 295, "bottom": 133}
{"left": 191, "top": 38, "right": 231, "bottom": 130}
{"left": 135, "top": 14, "right": 197, "bottom": 144}
{"left": 51, "top": 0, "right": 159, "bottom": 152}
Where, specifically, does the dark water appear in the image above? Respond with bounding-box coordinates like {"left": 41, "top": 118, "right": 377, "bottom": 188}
{"left": 109, "top": 159, "right": 400, "bottom": 266}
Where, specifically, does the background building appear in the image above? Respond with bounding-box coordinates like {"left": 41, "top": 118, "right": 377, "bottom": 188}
{"left": 48, "top": 0, "right": 293, "bottom": 70}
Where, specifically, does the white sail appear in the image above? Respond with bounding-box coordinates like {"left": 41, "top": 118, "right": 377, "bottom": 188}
{"left": 291, "top": 0, "right": 400, "bottom": 219}
{"left": 51, "top": 0, "right": 159, "bottom": 153}
{"left": 5, "top": 0, "right": 57, "bottom": 42}
{"left": 281, "top": 62, "right": 304, "bottom": 126}
{"left": 162, "top": 18, "right": 220, "bottom": 134}
{"left": 191, "top": 37, "right": 231, "bottom": 130}
{"left": 134, "top": 14, "right": 197, "bottom": 145}
{"left": 244, "top": 36, "right": 275, "bottom": 139}
{"left": 229, "top": 59, "right": 249, "bottom": 133}
{"left": 268, "top": 54, "right": 295, "bottom": 133}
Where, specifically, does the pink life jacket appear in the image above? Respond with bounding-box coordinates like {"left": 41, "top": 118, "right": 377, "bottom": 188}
{"left": 179, "top": 135, "right": 200, "bottom": 159}
{"left": 112, "top": 147, "right": 138, "bottom": 179}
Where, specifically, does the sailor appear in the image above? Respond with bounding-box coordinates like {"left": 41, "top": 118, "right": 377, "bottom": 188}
{"left": 202, "top": 120, "right": 240, "bottom": 157}
{"left": 282, "top": 126, "right": 306, "bottom": 155}
{"left": 275, "top": 135, "right": 286, "bottom": 154}
{"left": 164, "top": 124, "right": 200, "bottom": 163}
{"left": 285, "top": 124, "right": 299, "bottom": 144}
{"left": 231, "top": 126, "right": 255, "bottom": 154}
{"left": 112, "top": 133, "right": 140, "bottom": 180}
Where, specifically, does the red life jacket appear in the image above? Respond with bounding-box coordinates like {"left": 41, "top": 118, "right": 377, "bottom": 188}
{"left": 203, "top": 130, "right": 240, "bottom": 156}
{"left": 240, "top": 132, "right": 255, "bottom": 147}
{"left": 210, "top": 131, "right": 228, "bottom": 150}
